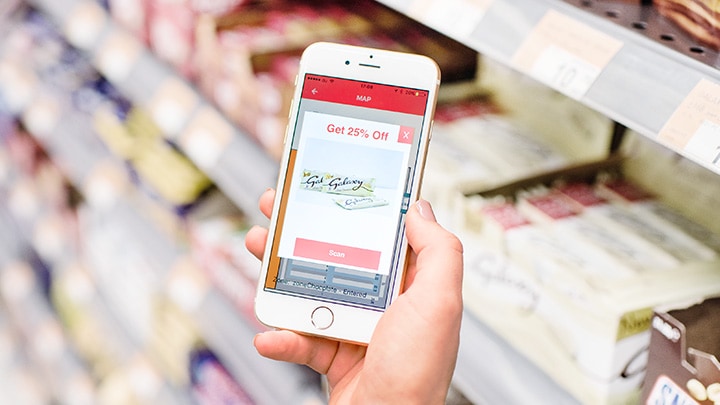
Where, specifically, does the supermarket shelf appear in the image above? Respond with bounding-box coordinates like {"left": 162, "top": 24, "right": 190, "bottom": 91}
{"left": 28, "top": 0, "right": 278, "bottom": 225}
{"left": 11, "top": 1, "right": 593, "bottom": 404}
{"left": 454, "top": 312, "right": 579, "bottom": 405}
{"left": 377, "top": 0, "right": 720, "bottom": 176}
{"left": 0, "top": 12, "right": 324, "bottom": 402}
{"left": 76, "top": 175, "right": 323, "bottom": 404}
{"left": 0, "top": 120, "right": 194, "bottom": 403}
{"left": 561, "top": 0, "right": 720, "bottom": 70}
{"left": 0, "top": 263, "right": 95, "bottom": 404}
{"left": 0, "top": 203, "right": 25, "bottom": 267}
{"left": 78, "top": 181, "right": 325, "bottom": 404}
{"left": 194, "top": 291, "right": 325, "bottom": 405}
{"left": 14, "top": 1, "right": 719, "bottom": 404}
{"left": 0, "top": 201, "right": 192, "bottom": 404}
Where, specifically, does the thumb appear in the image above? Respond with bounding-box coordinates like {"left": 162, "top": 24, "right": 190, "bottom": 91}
{"left": 404, "top": 200, "right": 464, "bottom": 299}
{"left": 362, "top": 201, "right": 464, "bottom": 405}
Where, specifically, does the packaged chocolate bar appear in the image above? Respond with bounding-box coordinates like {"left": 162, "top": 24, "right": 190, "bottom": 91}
{"left": 300, "top": 169, "right": 375, "bottom": 196}
{"left": 333, "top": 196, "right": 388, "bottom": 210}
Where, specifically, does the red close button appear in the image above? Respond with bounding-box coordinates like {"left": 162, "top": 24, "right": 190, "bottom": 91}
{"left": 397, "top": 125, "right": 414, "bottom": 144}
{"left": 293, "top": 238, "right": 381, "bottom": 270}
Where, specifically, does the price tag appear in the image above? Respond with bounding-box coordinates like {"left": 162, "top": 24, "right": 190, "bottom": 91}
{"left": 94, "top": 31, "right": 142, "bottom": 83}
{"left": 529, "top": 45, "right": 601, "bottom": 99}
{"left": 685, "top": 120, "right": 720, "bottom": 167}
{"left": 0, "top": 262, "right": 34, "bottom": 303}
{"left": 413, "top": 0, "right": 493, "bottom": 40}
{"left": 659, "top": 79, "right": 720, "bottom": 172}
{"left": 180, "top": 107, "right": 233, "bottom": 170}
{"left": 33, "top": 320, "right": 66, "bottom": 361}
{"left": 22, "top": 97, "right": 61, "bottom": 139}
{"left": 83, "top": 161, "right": 128, "bottom": 210}
{"left": 127, "top": 357, "right": 162, "bottom": 399}
{"left": 149, "top": 78, "right": 199, "bottom": 138}
{"left": 167, "top": 256, "right": 209, "bottom": 313}
{"left": 64, "top": 2, "right": 107, "bottom": 50}
{"left": 512, "top": 10, "right": 623, "bottom": 99}
{"left": 0, "top": 61, "right": 38, "bottom": 113}
{"left": 61, "top": 264, "right": 96, "bottom": 305}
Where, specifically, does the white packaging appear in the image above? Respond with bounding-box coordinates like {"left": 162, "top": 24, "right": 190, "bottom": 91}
{"left": 449, "top": 116, "right": 569, "bottom": 179}
{"left": 596, "top": 179, "right": 720, "bottom": 254}
{"left": 517, "top": 190, "right": 680, "bottom": 272}
{"left": 460, "top": 189, "right": 720, "bottom": 404}
{"left": 463, "top": 234, "right": 720, "bottom": 405}
{"left": 558, "top": 183, "right": 717, "bottom": 263}
{"left": 640, "top": 200, "right": 720, "bottom": 253}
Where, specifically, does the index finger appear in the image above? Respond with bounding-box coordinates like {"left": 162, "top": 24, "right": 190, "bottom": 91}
{"left": 259, "top": 188, "right": 276, "bottom": 219}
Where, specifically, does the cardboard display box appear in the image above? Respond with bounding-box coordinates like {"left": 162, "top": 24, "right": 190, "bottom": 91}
{"left": 642, "top": 297, "right": 720, "bottom": 404}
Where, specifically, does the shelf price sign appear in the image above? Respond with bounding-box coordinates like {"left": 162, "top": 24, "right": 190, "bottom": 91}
{"left": 659, "top": 79, "right": 720, "bottom": 173}
{"left": 180, "top": 106, "right": 234, "bottom": 170}
{"left": 149, "top": 77, "right": 200, "bottom": 138}
{"left": 94, "top": 31, "right": 142, "bottom": 83}
{"left": 64, "top": 2, "right": 107, "bottom": 50}
{"left": 511, "top": 10, "right": 623, "bottom": 99}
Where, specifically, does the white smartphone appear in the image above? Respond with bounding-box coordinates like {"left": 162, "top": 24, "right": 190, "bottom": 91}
{"left": 254, "top": 42, "right": 440, "bottom": 344}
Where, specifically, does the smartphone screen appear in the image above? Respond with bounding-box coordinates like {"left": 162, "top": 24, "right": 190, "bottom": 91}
{"left": 262, "top": 73, "right": 432, "bottom": 311}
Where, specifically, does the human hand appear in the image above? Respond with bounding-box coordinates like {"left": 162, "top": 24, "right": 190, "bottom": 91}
{"left": 245, "top": 189, "right": 464, "bottom": 404}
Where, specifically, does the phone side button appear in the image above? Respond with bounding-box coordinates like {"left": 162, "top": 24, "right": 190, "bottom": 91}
{"left": 311, "top": 306, "right": 334, "bottom": 330}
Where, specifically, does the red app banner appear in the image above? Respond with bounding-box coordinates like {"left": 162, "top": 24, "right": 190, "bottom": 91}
{"left": 301, "top": 75, "right": 428, "bottom": 116}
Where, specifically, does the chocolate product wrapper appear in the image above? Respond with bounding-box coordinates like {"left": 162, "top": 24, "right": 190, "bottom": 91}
{"left": 300, "top": 169, "right": 375, "bottom": 196}
{"left": 334, "top": 196, "right": 389, "bottom": 210}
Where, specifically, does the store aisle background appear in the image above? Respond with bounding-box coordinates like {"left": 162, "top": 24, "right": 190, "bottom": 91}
{"left": 1, "top": 0, "right": 720, "bottom": 404}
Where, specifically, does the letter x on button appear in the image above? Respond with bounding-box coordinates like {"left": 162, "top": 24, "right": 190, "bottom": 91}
{"left": 397, "top": 126, "right": 414, "bottom": 144}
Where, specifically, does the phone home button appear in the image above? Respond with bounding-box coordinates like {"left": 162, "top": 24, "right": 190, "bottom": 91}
{"left": 311, "top": 306, "right": 334, "bottom": 330}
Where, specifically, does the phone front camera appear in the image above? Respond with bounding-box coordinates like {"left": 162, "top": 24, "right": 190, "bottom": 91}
{"left": 345, "top": 60, "right": 350, "bottom": 65}
{"left": 369, "top": 55, "right": 374, "bottom": 59}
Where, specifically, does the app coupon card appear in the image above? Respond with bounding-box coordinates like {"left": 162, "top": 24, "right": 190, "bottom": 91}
{"left": 277, "top": 112, "right": 412, "bottom": 275}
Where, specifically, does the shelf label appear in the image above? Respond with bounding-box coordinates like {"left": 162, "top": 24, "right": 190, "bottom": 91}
{"left": 529, "top": 45, "right": 600, "bottom": 99}
{"left": 410, "top": 0, "right": 493, "bottom": 39}
{"left": 180, "top": 107, "right": 233, "bottom": 170}
{"left": 512, "top": 10, "right": 623, "bottom": 99}
{"left": 64, "top": 2, "right": 107, "bottom": 50}
{"left": 659, "top": 79, "right": 720, "bottom": 171}
{"left": 22, "top": 97, "right": 61, "bottom": 139}
{"left": 685, "top": 120, "right": 720, "bottom": 166}
{"left": 94, "top": 31, "right": 142, "bottom": 83}
{"left": 0, "top": 61, "right": 39, "bottom": 113}
{"left": 83, "top": 161, "right": 128, "bottom": 210}
{"left": 149, "top": 78, "right": 199, "bottom": 138}
{"left": 168, "top": 256, "right": 209, "bottom": 313}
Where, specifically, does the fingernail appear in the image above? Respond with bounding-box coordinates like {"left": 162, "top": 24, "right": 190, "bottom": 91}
{"left": 252, "top": 332, "right": 265, "bottom": 348}
{"left": 415, "top": 199, "right": 436, "bottom": 222}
